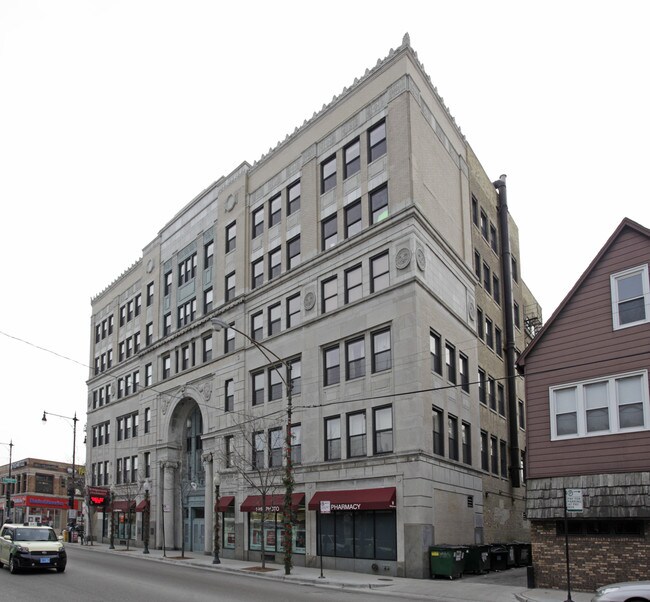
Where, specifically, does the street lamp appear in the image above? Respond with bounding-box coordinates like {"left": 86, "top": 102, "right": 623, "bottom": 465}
{"left": 42, "top": 411, "right": 79, "bottom": 526}
{"left": 213, "top": 470, "right": 220, "bottom": 564}
{"left": 211, "top": 317, "right": 294, "bottom": 575}
{"left": 142, "top": 479, "right": 150, "bottom": 554}
{"left": 0, "top": 440, "right": 14, "bottom": 523}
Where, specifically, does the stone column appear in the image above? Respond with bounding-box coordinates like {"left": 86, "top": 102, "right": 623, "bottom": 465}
{"left": 203, "top": 453, "right": 214, "bottom": 555}
{"left": 162, "top": 461, "right": 178, "bottom": 550}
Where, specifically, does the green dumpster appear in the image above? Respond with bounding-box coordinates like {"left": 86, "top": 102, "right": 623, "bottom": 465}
{"left": 429, "top": 545, "right": 467, "bottom": 579}
{"left": 463, "top": 544, "right": 490, "bottom": 574}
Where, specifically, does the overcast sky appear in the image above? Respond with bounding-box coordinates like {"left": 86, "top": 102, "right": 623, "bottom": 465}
{"left": 1, "top": 0, "right": 648, "bottom": 467}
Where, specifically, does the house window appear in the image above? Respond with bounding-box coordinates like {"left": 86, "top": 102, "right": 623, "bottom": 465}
{"left": 287, "top": 180, "right": 300, "bottom": 215}
{"left": 433, "top": 407, "right": 444, "bottom": 456}
{"left": 611, "top": 265, "right": 649, "bottom": 329}
{"left": 344, "top": 199, "right": 362, "bottom": 238}
{"left": 144, "top": 451, "right": 151, "bottom": 478}
{"left": 225, "top": 221, "right": 236, "bottom": 253}
{"left": 478, "top": 368, "right": 487, "bottom": 405}
{"left": 345, "top": 264, "right": 362, "bottom": 304}
{"left": 251, "top": 258, "right": 264, "bottom": 289}
{"left": 322, "top": 214, "right": 338, "bottom": 250}
{"left": 445, "top": 343, "right": 456, "bottom": 384}
{"left": 324, "top": 345, "right": 340, "bottom": 386}
{"left": 368, "top": 120, "right": 386, "bottom": 162}
{"left": 251, "top": 311, "right": 263, "bottom": 341}
{"left": 321, "top": 155, "right": 337, "bottom": 193}
{"left": 448, "top": 415, "right": 459, "bottom": 461}
{"left": 372, "top": 329, "right": 391, "bottom": 373}
{"left": 325, "top": 416, "right": 341, "bottom": 461}
{"left": 268, "top": 428, "right": 283, "bottom": 467}
{"left": 204, "top": 240, "right": 214, "bottom": 269}
{"left": 253, "top": 431, "right": 265, "bottom": 468}
{"left": 369, "top": 185, "right": 388, "bottom": 224}
{"left": 177, "top": 298, "right": 197, "bottom": 328}
{"left": 269, "top": 194, "right": 281, "bottom": 228}
{"left": 346, "top": 338, "right": 365, "bottom": 380}
{"left": 291, "top": 424, "right": 301, "bottom": 464}
{"left": 146, "top": 322, "right": 153, "bottom": 346}
{"left": 268, "top": 247, "right": 281, "bottom": 280}
{"left": 485, "top": 317, "right": 494, "bottom": 350}
{"left": 483, "top": 263, "right": 491, "bottom": 293}
{"left": 144, "top": 408, "right": 151, "bottom": 434}
{"left": 495, "top": 327, "right": 503, "bottom": 358}
{"left": 204, "top": 288, "right": 213, "bottom": 314}
{"left": 514, "top": 302, "right": 521, "bottom": 329}
{"left": 225, "top": 379, "right": 234, "bottom": 412}
{"left": 268, "top": 303, "right": 282, "bottom": 336}
{"left": 347, "top": 412, "right": 366, "bottom": 457}
{"left": 493, "top": 274, "right": 501, "bottom": 305}
{"left": 162, "top": 355, "right": 171, "bottom": 379}
{"left": 287, "top": 235, "right": 300, "bottom": 270}
{"left": 511, "top": 256, "right": 518, "bottom": 282}
{"left": 252, "top": 206, "right": 264, "bottom": 238}
{"left": 518, "top": 399, "right": 526, "bottom": 429}
{"left": 225, "top": 324, "right": 235, "bottom": 354}
{"left": 459, "top": 353, "right": 469, "bottom": 393}
{"left": 225, "top": 435, "right": 234, "bottom": 468}
{"left": 477, "top": 307, "right": 484, "bottom": 340}
{"left": 490, "top": 223, "right": 498, "bottom": 253}
{"left": 145, "top": 363, "right": 152, "bottom": 387}
{"left": 474, "top": 250, "right": 481, "bottom": 281}
{"left": 289, "top": 358, "right": 301, "bottom": 395}
{"left": 488, "top": 376, "right": 497, "bottom": 411}
{"left": 500, "top": 439, "right": 508, "bottom": 478}
{"left": 146, "top": 282, "right": 154, "bottom": 307}
{"left": 322, "top": 276, "right": 338, "bottom": 312}
{"left": 430, "top": 331, "right": 442, "bottom": 375}
{"left": 370, "top": 252, "right": 389, "bottom": 292}
{"left": 480, "top": 210, "right": 488, "bottom": 240}
{"left": 268, "top": 367, "right": 283, "bottom": 401}
{"left": 373, "top": 406, "right": 393, "bottom": 454}
{"left": 178, "top": 253, "right": 197, "bottom": 286}
{"left": 550, "top": 370, "right": 649, "bottom": 439}
{"left": 497, "top": 383, "right": 506, "bottom": 416}
{"left": 480, "top": 431, "right": 489, "bottom": 471}
{"left": 462, "top": 422, "right": 471, "bottom": 465}
{"left": 471, "top": 196, "right": 478, "bottom": 226}
{"left": 490, "top": 436, "right": 499, "bottom": 474}
{"left": 287, "top": 293, "right": 301, "bottom": 328}
{"left": 344, "top": 139, "right": 361, "bottom": 178}
{"left": 252, "top": 371, "right": 264, "bottom": 406}
{"left": 225, "top": 272, "right": 236, "bottom": 302}
{"left": 202, "top": 335, "right": 213, "bottom": 362}
{"left": 164, "top": 271, "right": 173, "bottom": 296}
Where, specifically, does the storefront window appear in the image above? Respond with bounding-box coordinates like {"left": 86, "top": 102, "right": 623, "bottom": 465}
{"left": 222, "top": 508, "right": 235, "bottom": 549}
{"left": 247, "top": 508, "right": 305, "bottom": 554}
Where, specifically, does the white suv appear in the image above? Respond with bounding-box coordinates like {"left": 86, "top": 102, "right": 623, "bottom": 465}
{"left": 0, "top": 524, "right": 67, "bottom": 574}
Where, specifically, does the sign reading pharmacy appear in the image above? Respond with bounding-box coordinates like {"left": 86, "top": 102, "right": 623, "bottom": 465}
{"left": 565, "top": 488, "right": 584, "bottom": 512}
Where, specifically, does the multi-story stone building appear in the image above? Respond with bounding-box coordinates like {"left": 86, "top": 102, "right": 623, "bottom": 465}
{"left": 86, "top": 34, "right": 538, "bottom": 578}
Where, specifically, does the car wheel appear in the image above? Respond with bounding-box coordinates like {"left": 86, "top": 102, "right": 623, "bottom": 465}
{"left": 624, "top": 598, "right": 649, "bottom": 602}
{"left": 56, "top": 566, "right": 66, "bottom": 573}
{"left": 9, "top": 556, "right": 20, "bottom": 574}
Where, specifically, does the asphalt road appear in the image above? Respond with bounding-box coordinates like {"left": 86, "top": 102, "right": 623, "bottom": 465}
{"left": 0, "top": 546, "right": 417, "bottom": 602}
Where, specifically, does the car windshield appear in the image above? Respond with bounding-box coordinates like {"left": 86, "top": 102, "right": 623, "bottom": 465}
{"left": 14, "top": 528, "right": 58, "bottom": 542}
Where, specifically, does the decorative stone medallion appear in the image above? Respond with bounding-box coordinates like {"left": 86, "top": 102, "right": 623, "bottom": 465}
{"left": 146, "top": 259, "right": 155, "bottom": 273}
{"left": 304, "top": 291, "right": 316, "bottom": 311}
{"left": 416, "top": 248, "right": 426, "bottom": 271}
{"left": 396, "top": 248, "right": 412, "bottom": 269}
{"left": 226, "top": 194, "right": 237, "bottom": 212}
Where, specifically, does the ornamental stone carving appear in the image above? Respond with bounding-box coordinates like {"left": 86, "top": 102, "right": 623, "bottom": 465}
{"left": 396, "top": 248, "right": 412, "bottom": 269}
{"left": 304, "top": 291, "right": 316, "bottom": 311}
{"left": 416, "top": 247, "right": 426, "bottom": 271}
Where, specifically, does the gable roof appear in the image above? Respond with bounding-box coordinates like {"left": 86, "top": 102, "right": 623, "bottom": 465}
{"left": 517, "top": 217, "right": 650, "bottom": 370}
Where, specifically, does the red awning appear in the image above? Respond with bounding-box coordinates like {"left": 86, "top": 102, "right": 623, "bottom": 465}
{"left": 111, "top": 501, "right": 136, "bottom": 512}
{"left": 240, "top": 493, "right": 304, "bottom": 513}
{"left": 135, "top": 499, "right": 149, "bottom": 512}
{"left": 216, "top": 495, "right": 235, "bottom": 512}
{"left": 308, "top": 487, "right": 396, "bottom": 511}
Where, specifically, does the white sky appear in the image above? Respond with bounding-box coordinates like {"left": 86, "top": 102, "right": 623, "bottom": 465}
{"left": 1, "top": 0, "right": 648, "bottom": 466}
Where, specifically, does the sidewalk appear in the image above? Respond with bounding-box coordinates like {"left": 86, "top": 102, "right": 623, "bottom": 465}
{"left": 71, "top": 541, "right": 593, "bottom": 602}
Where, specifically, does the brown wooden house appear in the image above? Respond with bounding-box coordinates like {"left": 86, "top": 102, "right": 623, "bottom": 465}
{"left": 517, "top": 217, "right": 650, "bottom": 591}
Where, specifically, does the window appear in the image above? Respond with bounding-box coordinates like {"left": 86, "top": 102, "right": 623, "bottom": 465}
{"left": 478, "top": 368, "right": 487, "bottom": 405}
{"left": 368, "top": 120, "right": 386, "bottom": 162}
{"left": 203, "top": 334, "right": 213, "bottom": 362}
{"left": 164, "top": 271, "right": 173, "bottom": 296}
{"left": 269, "top": 428, "right": 283, "bottom": 467}
{"left": 611, "top": 265, "right": 649, "bottom": 329}
{"left": 287, "top": 236, "right": 301, "bottom": 270}
{"left": 347, "top": 412, "right": 366, "bottom": 457}
{"left": 483, "top": 263, "right": 491, "bottom": 293}
{"left": 497, "top": 383, "right": 506, "bottom": 416}
{"left": 133, "top": 332, "right": 141, "bottom": 353}
{"left": 322, "top": 214, "right": 338, "bottom": 250}
{"left": 146, "top": 282, "right": 154, "bottom": 306}
{"left": 322, "top": 276, "right": 338, "bottom": 312}
{"left": 370, "top": 252, "right": 389, "bottom": 292}
{"left": 225, "top": 221, "right": 236, "bottom": 253}
{"left": 551, "top": 370, "right": 649, "bottom": 439}
{"left": 119, "top": 306, "right": 126, "bottom": 327}
{"left": 269, "top": 194, "right": 281, "bottom": 228}
{"left": 488, "top": 376, "right": 497, "bottom": 411}
{"left": 495, "top": 327, "right": 503, "bottom": 358}
{"left": 345, "top": 264, "right": 362, "bottom": 304}
{"left": 372, "top": 329, "right": 391, "bottom": 373}
{"left": 251, "top": 258, "right": 264, "bottom": 289}
{"left": 225, "top": 379, "right": 234, "bottom": 412}
{"left": 144, "top": 408, "right": 151, "bottom": 434}
{"left": 500, "top": 439, "right": 508, "bottom": 478}
{"left": 490, "top": 436, "right": 499, "bottom": 474}
{"left": 490, "top": 223, "right": 498, "bottom": 253}
{"left": 480, "top": 431, "right": 489, "bottom": 471}
{"left": 485, "top": 317, "right": 494, "bottom": 350}
{"left": 324, "top": 345, "right": 340, "bottom": 386}
{"left": 373, "top": 406, "right": 393, "bottom": 454}
{"left": 477, "top": 307, "right": 484, "bottom": 340}
{"left": 269, "top": 367, "right": 283, "bottom": 401}
{"left": 430, "top": 331, "right": 442, "bottom": 375}
{"left": 289, "top": 358, "right": 301, "bottom": 395}
{"left": 251, "top": 311, "right": 263, "bottom": 341}
{"left": 448, "top": 415, "right": 459, "bottom": 461}
{"left": 145, "top": 363, "right": 152, "bottom": 387}
{"left": 433, "top": 407, "right": 444, "bottom": 456}
{"left": 177, "top": 298, "right": 197, "bottom": 328}
{"left": 344, "top": 139, "right": 360, "bottom": 178}
{"left": 178, "top": 253, "right": 197, "bottom": 286}
{"left": 204, "top": 240, "right": 214, "bottom": 269}
{"left": 346, "top": 338, "right": 365, "bottom": 380}
{"left": 291, "top": 424, "right": 301, "bottom": 464}
{"left": 461, "top": 422, "right": 471, "bottom": 465}
{"left": 492, "top": 274, "right": 501, "bottom": 304}
{"left": 204, "top": 288, "right": 213, "bottom": 313}
{"left": 344, "top": 199, "right": 362, "bottom": 238}
{"left": 369, "top": 185, "right": 388, "bottom": 224}
{"left": 511, "top": 256, "right": 518, "bottom": 283}
{"left": 459, "top": 353, "right": 469, "bottom": 393}
{"left": 321, "top": 155, "right": 336, "bottom": 193}
{"left": 287, "top": 180, "right": 300, "bottom": 215}
{"left": 162, "top": 355, "right": 171, "bottom": 379}
{"left": 445, "top": 343, "right": 456, "bottom": 384}
{"left": 325, "top": 417, "right": 341, "bottom": 461}
{"left": 514, "top": 302, "right": 521, "bottom": 329}
{"left": 127, "top": 300, "right": 134, "bottom": 321}
{"left": 474, "top": 250, "right": 481, "bottom": 281}
{"left": 225, "top": 435, "right": 234, "bottom": 468}
{"left": 253, "top": 431, "right": 265, "bottom": 468}
{"left": 287, "top": 293, "right": 301, "bottom": 328}
{"left": 225, "top": 272, "right": 236, "bottom": 302}
{"left": 268, "top": 247, "right": 281, "bottom": 280}
{"left": 518, "top": 399, "right": 526, "bottom": 429}
{"left": 224, "top": 324, "right": 235, "bottom": 354}
{"left": 136, "top": 296, "right": 142, "bottom": 317}
{"left": 252, "top": 206, "right": 264, "bottom": 238}
{"left": 471, "top": 196, "right": 479, "bottom": 226}
{"left": 144, "top": 451, "right": 151, "bottom": 478}
{"left": 480, "top": 210, "right": 488, "bottom": 240}
{"left": 252, "top": 371, "right": 264, "bottom": 406}
{"left": 146, "top": 322, "right": 153, "bottom": 346}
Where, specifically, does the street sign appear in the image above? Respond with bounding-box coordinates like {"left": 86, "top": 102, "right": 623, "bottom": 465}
{"left": 1, "top": 477, "right": 16, "bottom": 484}
{"left": 565, "top": 488, "right": 583, "bottom": 512}
{"left": 320, "top": 500, "right": 331, "bottom": 514}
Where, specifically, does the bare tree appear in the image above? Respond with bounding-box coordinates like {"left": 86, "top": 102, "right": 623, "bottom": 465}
{"left": 111, "top": 480, "right": 143, "bottom": 551}
{"left": 216, "top": 410, "right": 285, "bottom": 569}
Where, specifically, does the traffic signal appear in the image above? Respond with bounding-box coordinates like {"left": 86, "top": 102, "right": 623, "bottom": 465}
{"left": 68, "top": 487, "right": 75, "bottom": 509}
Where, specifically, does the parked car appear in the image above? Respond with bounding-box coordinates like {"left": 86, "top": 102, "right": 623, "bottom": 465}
{"left": 0, "top": 523, "right": 66, "bottom": 574}
{"left": 592, "top": 581, "right": 650, "bottom": 602}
